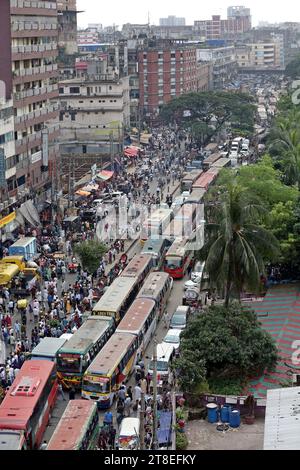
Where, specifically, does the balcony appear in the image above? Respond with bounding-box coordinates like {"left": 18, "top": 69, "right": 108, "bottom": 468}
{"left": 11, "top": 0, "right": 56, "bottom": 9}
{"left": 14, "top": 84, "right": 59, "bottom": 101}
{"left": 31, "top": 150, "right": 42, "bottom": 164}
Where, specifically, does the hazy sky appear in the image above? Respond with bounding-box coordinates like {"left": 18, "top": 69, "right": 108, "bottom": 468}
{"left": 76, "top": 0, "right": 299, "bottom": 28}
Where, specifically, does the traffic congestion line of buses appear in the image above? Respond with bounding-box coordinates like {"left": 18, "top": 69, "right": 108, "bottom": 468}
{"left": 0, "top": 154, "right": 225, "bottom": 450}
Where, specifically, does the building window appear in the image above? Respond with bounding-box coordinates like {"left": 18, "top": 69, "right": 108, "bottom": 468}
{"left": 59, "top": 88, "right": 64, "bottom": 94}
{"left": 70, "top": 87, "right": 80, "bottom": 94}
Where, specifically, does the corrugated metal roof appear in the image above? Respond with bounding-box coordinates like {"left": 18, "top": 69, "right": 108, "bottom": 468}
{"left": 264, "top": 387, "right": 300, "bottom": 450}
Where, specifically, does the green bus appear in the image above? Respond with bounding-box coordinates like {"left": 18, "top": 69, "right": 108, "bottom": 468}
{"left": 56, "top": 316, "right": 115, "bottom": 389}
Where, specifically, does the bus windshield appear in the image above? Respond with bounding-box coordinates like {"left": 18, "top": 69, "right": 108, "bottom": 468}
{"left": 165, "top": 258, "right": 182, "bottom": 269}
{"left": 83, "top": 378, "right": 110, "bottom": 394}
{"left": 57, "top": 355, "right": 81, "bottom": 373}
{"left": 150, "top": 360, "right": 169, "bottom": 371}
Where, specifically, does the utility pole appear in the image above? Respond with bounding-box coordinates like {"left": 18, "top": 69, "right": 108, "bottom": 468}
{"left": 110, "top": 131, "right": 114, "bottom": 172}
{"left": 139, "top": 391, "right": 145, "bottom": 450}
{"left": 152, "top": 340, "right": 158, "bottom": 450}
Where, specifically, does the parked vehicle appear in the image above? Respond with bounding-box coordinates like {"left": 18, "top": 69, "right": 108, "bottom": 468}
{"left": 162, "top": 329, "right": 182, "bottom": 355}
{"left": 170, "top": 306, "right": 191, "bottom": 330}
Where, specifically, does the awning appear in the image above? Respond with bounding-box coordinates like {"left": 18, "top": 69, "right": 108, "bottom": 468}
{"left": 124, "top": 146, "right": 140, "bottom": 157}
{"left": 96, "top": 170, "right": 114, "bottom": 181}
{"left": 18, "top": 201, "right": 41, "bottom": 227}
{"left": 82, "top": 183, "right": 99, "bottom": 192}
{"left": 75, "top": 190, "right": 91, "bottom": 197}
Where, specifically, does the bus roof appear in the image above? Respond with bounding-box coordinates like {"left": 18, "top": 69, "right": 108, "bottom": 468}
{"left": 182, "top": 169, "right": 202, "bottom": 182}
{"left": 203, "top": 152, "right": 221, "bottom": 164}
{"left": 92, "top": 277, "right": 137, "bottom": 314}
{"left": 116, "top": 298, "right": 156, "bottom": 335}
{"left": 211, "top": 158, "right": 231, "bottom": 168}
{"left": 141, "top": 238, "right": 167, "bottom": 254}
{"left": 120, "top": 255, "right": 152, "bottom": 279}
{"left": 192, "top": 170, "right": 218, "bottom": 190}
{"left": 166, "top": 238, "right": 188, "bottom": 258}
{"left": 47, "top": 400, "right": 97, "bottom": 450}
{"left": 58, "top": 317, "right": 114, "bottom": 355}
{"left": 146, "top": 208, "right": 172, "bottom": 224}
{"left": 86, "top": 333, "right": 135, "bottom": 376}
{"left": 9, "top": 237, "right": 36, "bottom": 247}
{"left": 137, "top": 272, "right": 171, "bottom": 300}
{"left": 30, "top": 337, "right": 68, "bottom": 358}
{"left": 183, "top": 188, "right": 206, "bottom": 204}
{"left": 0, "top": 361, "right": 55, "bottom": 431}
{"left": 175, "top": 204, "right": 195, "bottom": 221}
{"left": 163, "top": 219, "right": 191, "bottom": 239}
{"left": 0, "top": 430, "right": 24, "bottom": 450}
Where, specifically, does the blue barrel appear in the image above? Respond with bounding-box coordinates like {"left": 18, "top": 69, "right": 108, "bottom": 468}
{"left": 221, "top": 405, "right": 231, "bottom": 423}
{"left": 229, "top": 409, "right": 241, "bottom": 428}
{"left": 206, "top": 403, "right": 218, "bottom": 423}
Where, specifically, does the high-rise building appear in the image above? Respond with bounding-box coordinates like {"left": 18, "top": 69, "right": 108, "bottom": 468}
{"left": 159, "top": 16, "right": 186, "bottom": 27}
{"left": 194, "top": 7, "right": 251, "bottom": 40}
{"left": 0, "top": 0, "right": 60, "bottom": 209}
{"left": 138, "top": 40, "right": 202, "bottom": 116}
{"left": 57, "top": 0, "right": 78, "bottom": 55}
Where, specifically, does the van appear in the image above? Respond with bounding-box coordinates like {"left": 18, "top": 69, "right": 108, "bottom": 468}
{"left": 148, "top": 343, "right": 175, "bottom": 380}
{"left": 170, "top": 305, "right": 191, "bottom": 330}
{"left": 118, "top": 418, "right": 140, "bottom": 450}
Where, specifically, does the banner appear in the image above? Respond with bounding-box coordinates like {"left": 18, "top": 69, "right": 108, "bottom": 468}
{"left": 0, "top": 211, "right": 16, "bottom": 229}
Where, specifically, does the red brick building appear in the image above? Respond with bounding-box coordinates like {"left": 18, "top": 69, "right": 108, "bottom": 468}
{"left": 138, "top": 42, "right": 200, "bottom": 115}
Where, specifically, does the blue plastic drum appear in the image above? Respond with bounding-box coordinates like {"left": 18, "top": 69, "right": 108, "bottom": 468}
{"left": 229, "top": 409, "right": 241, "bottom": 428}
{"left": 221, "top": 405, "right": 231, "bottom": 423}
{"left": 206, "top": 403, "right": 218, "bottom": 423}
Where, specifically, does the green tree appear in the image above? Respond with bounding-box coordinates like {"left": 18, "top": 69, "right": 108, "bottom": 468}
{"left": 285, "top": 55, "right": 300, "bottom": 79}
{"left": 199, "top": 183, "right": 279, "bottom": 306}
{"left": 172, "top": 352, "right": 206, "bottom": 393}
{"left": 174, "top": 304, "right": 278, "bottom": 392}
{"left": 74, "top": 240, "right": 107, "bottom": 274}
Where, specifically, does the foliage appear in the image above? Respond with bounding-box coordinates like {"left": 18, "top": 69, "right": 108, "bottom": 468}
{"left": 199, "top": 182, "right": 279, "bottom": 305}
{"left": 285, "top": 55, "right": 300, "bottom": 79}
{"left": 207, "top": 376, "right": 247, "bottom": 396}
{"left": 176, "top": 432, "right": 188, "bottom": 451}
{"left": 176, "top": 407, "right": 189, "bottom": 421}
{"left": 74, "top": 240, "right": 107, "bottom": 274}
{"left": 172, "top": 351, "right": 206, "bottom": 392}
{"left": 174, "top": 304, "right": 278, "bottom": 393}
{"left": 160, "top": 91, "right": 255, "bottom": 143}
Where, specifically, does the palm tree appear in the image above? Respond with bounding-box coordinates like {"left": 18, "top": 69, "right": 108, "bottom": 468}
{"left": 198, "top": 184, "right": 279, "bottom": 307}
{"left": 269, "top": 116, "right": 300, "bottom": 189}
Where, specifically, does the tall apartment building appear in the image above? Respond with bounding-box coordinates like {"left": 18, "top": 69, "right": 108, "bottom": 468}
{"left": 0, "top": 97, "right": 15, "bottom": 210}
{"left": 197, "top": 46, "right": 237, "bottom": 89}
{"left": 77, "top": 30, "right": 100, "bottom": 44}
{"left": 0, "top": 0, "right": 60, "bottom": 209}
{"left": 138, "top": 41, "right": 200, "bottom": 116}
{"left": 57, "top": 0, "right": 78, "bottom": 55}
{"left": 194, "top": 8, "right": 251, "bottom": 40}
{"left": 236, "top": 39, "right": 285, "bottom": 70}
{"left": 159, "top": 16, "right": 186, "bottom": 27}
{"left": 57, "top": 57, "right": 130, "bottom": 163}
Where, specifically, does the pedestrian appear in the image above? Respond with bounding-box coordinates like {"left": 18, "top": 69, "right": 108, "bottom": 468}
{"left": 134, "top": 383, "right": 142, "bottom": 410}
{"left": 124, "top": 395, "right": 132, "bottom": 417}
{"left": 40, "top": 440, "right": 48, "bottom": 450}
{"left": 117, "top": 385, "right": 126, "bottom": 403}
{"left": 58, "top": 383, "right": 66, "bottom": 401}
{"left": 103, "top": 410, "right": 113, "bottom": 428}
{"left": 140, "top": 377, "right": 147, "bottom": 395}
{"left": 127, "top": 385, "right": 133, "bottom": 401}
{"left": 69, "top": 387, "right": 76, "bottom": 400}
{"left": 163, "top": 310, "right": 169, "bottom": 329}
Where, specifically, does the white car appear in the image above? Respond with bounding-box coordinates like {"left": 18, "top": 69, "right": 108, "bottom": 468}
{"left": 184, "top": 279, "right": 200, "bottom": 293}
{"left": 230, "top": 151, "right": 238, "bottom": 159}
{"left": 181, "top": 191, "right": 191, "bottom": 199}
{"left": 163, "top": 329, "right": 182, "bottom": 354}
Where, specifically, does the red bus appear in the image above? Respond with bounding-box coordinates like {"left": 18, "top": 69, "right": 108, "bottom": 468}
{"left": 192, "top": 168, "right": 220, "bottom": 191}
{"left": 0, "top": 360, "right": 58, "bottom": 450}
{"left": 47, "top": 400, "right": 99, "bottom": 450}
{"left": 164, "top": 237, "right": 193, "bottom": 279}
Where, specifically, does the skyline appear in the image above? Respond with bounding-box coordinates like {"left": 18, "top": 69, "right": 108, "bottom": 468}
{"left": 76, "top": 1, "right": 300, "bottom": 28}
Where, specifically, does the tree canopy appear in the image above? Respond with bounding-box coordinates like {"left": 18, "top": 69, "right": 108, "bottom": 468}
{"left": 285, "top": 55, "right": 300, "bottom": 80}
{"left": 74, "top": 240, "right": 107, "bottom": 274}
{"left": 160, "top": 91, "right": 256, "bottom": 143}
{"left": 174, "top": 303, "right": 278, "bottom": 393}
{"left": 199, "top": 182, "right": 279, "bottom": 305}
